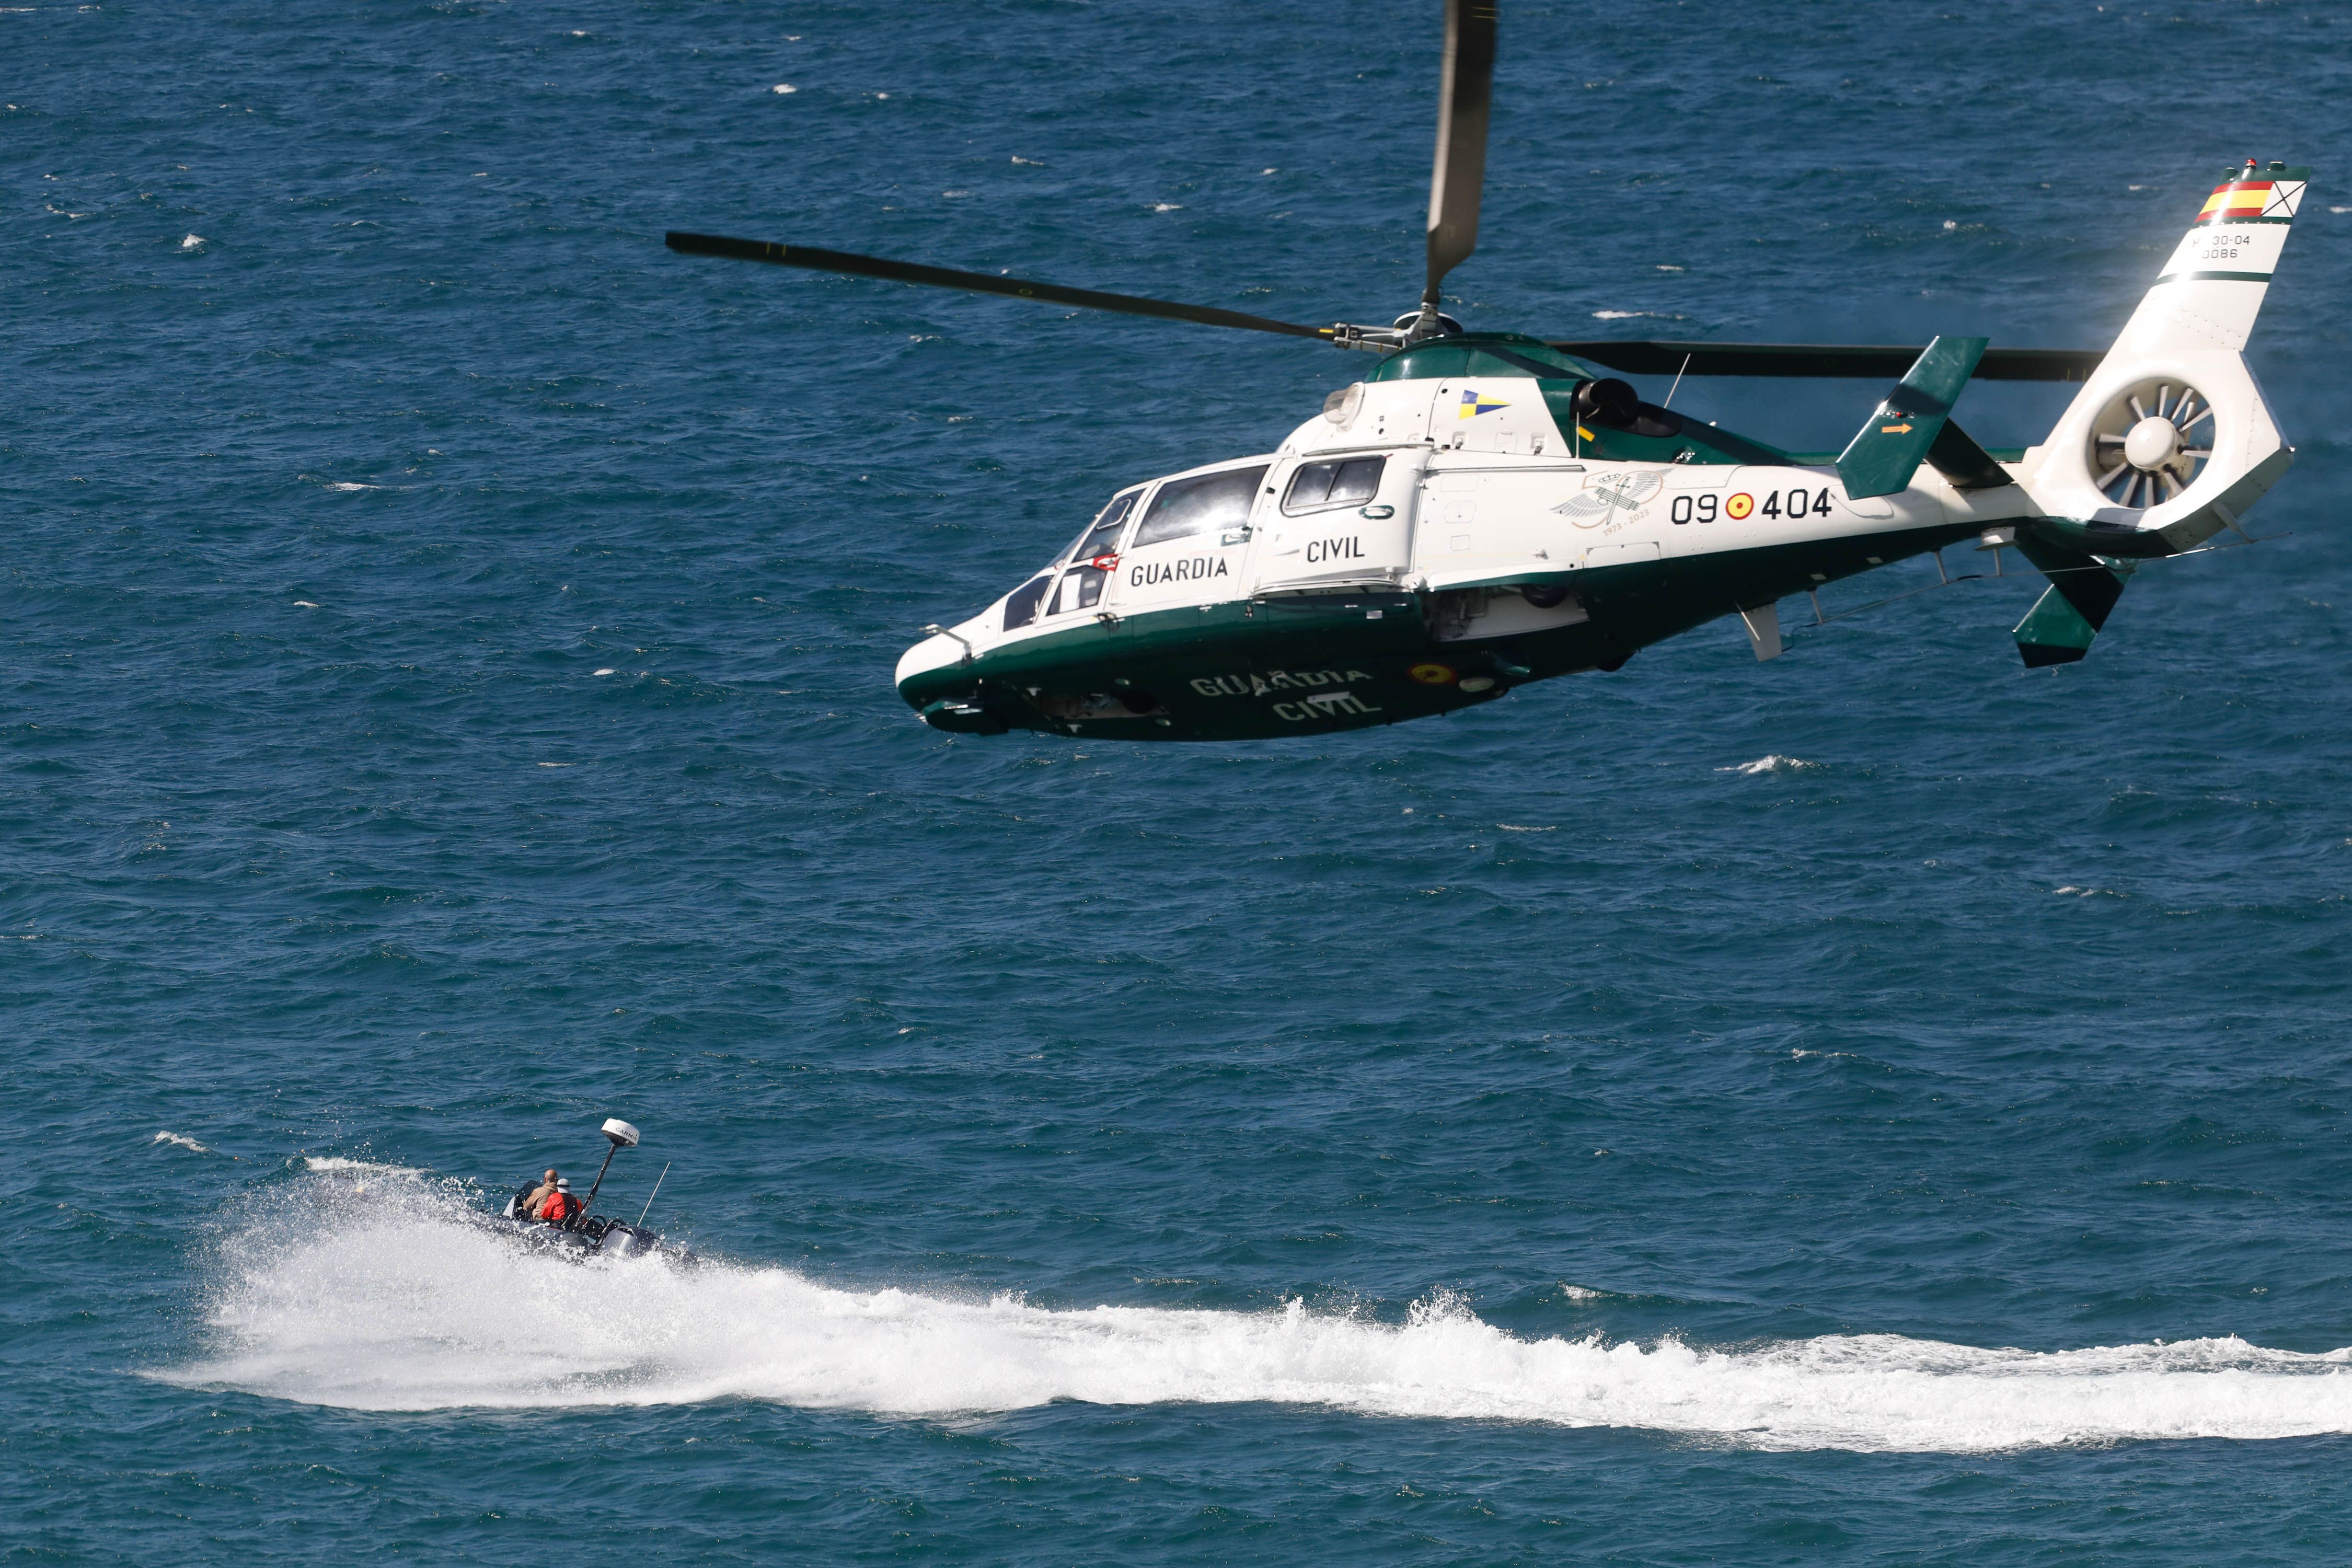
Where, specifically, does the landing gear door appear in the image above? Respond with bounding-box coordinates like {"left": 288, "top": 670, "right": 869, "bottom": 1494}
{"left": 1249, "top": 449, "right": 1423, "bottom": 593}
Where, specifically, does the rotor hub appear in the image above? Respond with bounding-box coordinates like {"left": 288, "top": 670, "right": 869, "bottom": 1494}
{"left": 2122, "top": 414, "right": 2180, "bottom": 471}
{"left": 2088, "top": 381, "right": 2213, "bottom": 510}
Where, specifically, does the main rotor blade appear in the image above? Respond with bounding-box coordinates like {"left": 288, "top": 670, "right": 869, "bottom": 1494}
{"left": 665, "top": 232, "right": 1329, "bottom": 341}
{"left": 1424, "top": 0, "right": 1498, "bottom": 302}
{"left": 1551, "top": 340, "right": 2105, "bottom": 383}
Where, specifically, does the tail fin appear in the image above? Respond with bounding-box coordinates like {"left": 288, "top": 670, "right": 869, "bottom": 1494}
{"left": 2022, "top": 160, "right": 2308, "bottom": 556}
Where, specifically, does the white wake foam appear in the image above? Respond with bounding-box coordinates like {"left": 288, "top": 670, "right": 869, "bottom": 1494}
{"left": 164, "top": 1176, "right": 2352, "bottom": 1450}
{"left": 153, "top": 1130, "right": 211, "bottom": 1153}
{"left": 301, "top": 1155, "right": 424, "bottom": 1175}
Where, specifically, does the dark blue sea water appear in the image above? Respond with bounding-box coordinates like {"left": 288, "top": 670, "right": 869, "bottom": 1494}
{"left": 9, "top": 1, "right": 2352, "bottom": 1560}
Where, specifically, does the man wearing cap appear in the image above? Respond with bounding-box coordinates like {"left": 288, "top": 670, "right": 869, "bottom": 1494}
{"left": 537, "top": 1177, "right": 579, "bottom": 1228}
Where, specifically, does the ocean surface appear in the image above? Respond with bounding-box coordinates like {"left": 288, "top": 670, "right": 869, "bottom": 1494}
{"left": 8, "top": 1, "right": 2352, "bottom": 1561}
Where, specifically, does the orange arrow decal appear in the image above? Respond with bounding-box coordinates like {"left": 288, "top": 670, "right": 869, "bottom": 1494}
{"left": 1881, "top": 422, "right": 1913, "bottom": 434}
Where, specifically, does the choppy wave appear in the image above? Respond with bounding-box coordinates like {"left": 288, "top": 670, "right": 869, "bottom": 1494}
{"left": 160, "top": 1175, "right": 2352, "bottom": 1450}
{"left": 1719, "top": 754, "right": 1823, "bottom": 776}
{"left": 153, "top": 1130, "right": 212, "bottom": 1153}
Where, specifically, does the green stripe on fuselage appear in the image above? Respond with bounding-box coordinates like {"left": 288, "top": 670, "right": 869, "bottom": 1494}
{"left": 902, "top": 520, "right": 1984, "bottom": 742}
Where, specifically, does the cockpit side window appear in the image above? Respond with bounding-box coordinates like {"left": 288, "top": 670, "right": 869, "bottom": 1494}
{"left": 1281, "top": 456, "right": 1386, "bottom": 516}
{"left": 1068, "top": 489, "right": 1142, "bottom": 563}
{"left": 1002, "top": 572, "right": 1054, "bottom": 631}
{"left": 1129, "top": 465, "right": 1270, "bottom": 548}
{"left": 1043, "top": 562, "right": 1108, "bottom": 617}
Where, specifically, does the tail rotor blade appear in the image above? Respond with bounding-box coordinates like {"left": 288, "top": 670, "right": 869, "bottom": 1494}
{"left": 663, "top": 232, "right": 1330, "bottom": 341}
{"left": 1424, "top": 0, "right": 1498, "bottom": 304}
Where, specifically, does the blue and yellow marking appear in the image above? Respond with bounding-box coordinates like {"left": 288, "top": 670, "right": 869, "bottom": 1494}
{"left": 1459, "top": 389, "right": 1511, "bottom": 420}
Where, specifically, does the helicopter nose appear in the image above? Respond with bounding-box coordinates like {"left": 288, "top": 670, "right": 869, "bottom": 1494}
{"left": 895, "top": 627, "right": 1010, "bottom": 733}
{"left": 894, "top": 628, "right": 969, "bottom": 692}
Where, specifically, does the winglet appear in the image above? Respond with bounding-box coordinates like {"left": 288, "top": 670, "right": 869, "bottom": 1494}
{"left": 1835, "top": 336, "right": 1989, "bottom": 499}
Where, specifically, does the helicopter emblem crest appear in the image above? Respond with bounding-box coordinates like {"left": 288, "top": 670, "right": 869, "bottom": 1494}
{"left": 1552, "top": 471, "right": 1664, "bottom": 527}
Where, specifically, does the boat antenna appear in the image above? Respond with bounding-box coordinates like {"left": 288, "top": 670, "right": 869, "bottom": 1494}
{"left": 583, "top": 1117, "right": 640, "bottom": 1209}
{"left": 637, "top": 1162, "right": 671, "bottom": 1227}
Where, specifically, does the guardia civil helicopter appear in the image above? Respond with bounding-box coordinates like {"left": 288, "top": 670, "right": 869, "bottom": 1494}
{"left": 667, "top": 1, "right": 2307, "bottom": 743}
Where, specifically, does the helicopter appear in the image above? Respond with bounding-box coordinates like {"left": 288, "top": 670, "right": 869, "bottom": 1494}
{"left": 667, "top": 1, "right": 2307, "bottom": 743}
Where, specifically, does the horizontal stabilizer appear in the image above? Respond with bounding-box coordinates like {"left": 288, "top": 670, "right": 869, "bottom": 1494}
{"left": 1927, "top": 419, "right": 2012, "bottom": 491}
{"left": 2012, "top": 534, "right": 2128, "bottom": 668}
{"left": 1835, "top": 336, "right": 1988, "bottom": 499}
{"left": 1547, "top": 340, "right": 2099, "bottom": 382}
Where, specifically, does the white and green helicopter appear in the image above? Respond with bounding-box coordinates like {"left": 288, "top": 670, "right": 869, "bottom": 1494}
{"left": 669, "top": 1, "right": 2306, "bottom": 743}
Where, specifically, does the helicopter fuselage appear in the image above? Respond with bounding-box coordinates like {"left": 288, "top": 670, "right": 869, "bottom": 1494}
{"left": 893, "top": 334, "right": 2060, "bottom": 743}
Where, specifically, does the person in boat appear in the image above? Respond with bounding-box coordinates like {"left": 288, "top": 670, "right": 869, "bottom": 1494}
{"left": 521, "top": 1168, "right": 559, "bottom": 1217}
{"left": 536, "top": 1176, "right": 579, "bottom": 1228}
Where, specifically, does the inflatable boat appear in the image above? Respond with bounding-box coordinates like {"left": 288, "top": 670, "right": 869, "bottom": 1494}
{"left": 494, "top": 1116, "right": 673, "bottom": 1260}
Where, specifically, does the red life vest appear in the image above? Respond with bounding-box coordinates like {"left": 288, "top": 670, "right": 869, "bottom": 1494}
{"left": 540, "top": 1192, "right": 576, "bottom": 1225}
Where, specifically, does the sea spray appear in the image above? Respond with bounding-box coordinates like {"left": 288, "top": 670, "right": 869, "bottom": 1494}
{"left": 166, "top": 1171, "right": 2352, "bottom": 1451}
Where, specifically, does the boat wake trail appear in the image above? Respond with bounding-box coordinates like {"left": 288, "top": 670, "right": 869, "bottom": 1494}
{"left": 164, "top": 1172, "right": 2352, "bottom": 1451}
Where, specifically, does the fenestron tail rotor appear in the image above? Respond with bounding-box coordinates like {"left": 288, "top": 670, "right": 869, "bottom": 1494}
{"left": 2088, "top": 379, "right": 2213, "bottom": 510}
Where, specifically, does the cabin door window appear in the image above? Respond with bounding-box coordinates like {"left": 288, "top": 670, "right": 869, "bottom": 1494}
{"left": 1115, "top": 463, "right": 1269, "bottom": 609}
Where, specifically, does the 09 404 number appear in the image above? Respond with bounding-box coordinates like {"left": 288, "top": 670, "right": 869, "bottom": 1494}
{"left": 1671, "top": 488, "right": 1836, "bottom": 524}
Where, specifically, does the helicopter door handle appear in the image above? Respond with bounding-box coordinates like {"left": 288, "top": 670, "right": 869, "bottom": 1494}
{"left": 1221, "top": 526, "right": 1252, "bottom": 545}
{"left": 1359, "top": 504, "right": 1395, "bottom": 520}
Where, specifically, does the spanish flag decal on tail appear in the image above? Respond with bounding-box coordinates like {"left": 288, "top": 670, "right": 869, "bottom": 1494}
{"left": 2195, "top": 174, "right": 2302, "bottom": 225}
{"left": 2151, "top": 162, "right": 2307, "bottom": 294}
{"left": 1459, "top": 389, "right": 1510, "bottom": 419}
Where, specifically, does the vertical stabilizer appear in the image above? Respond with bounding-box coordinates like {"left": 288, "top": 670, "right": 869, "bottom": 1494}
{"left": 2119, "top": 165, "right": 2306, "bottom": 356}
{"left": 2021, "top": 161, "right": 2307, "bottom": 557}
